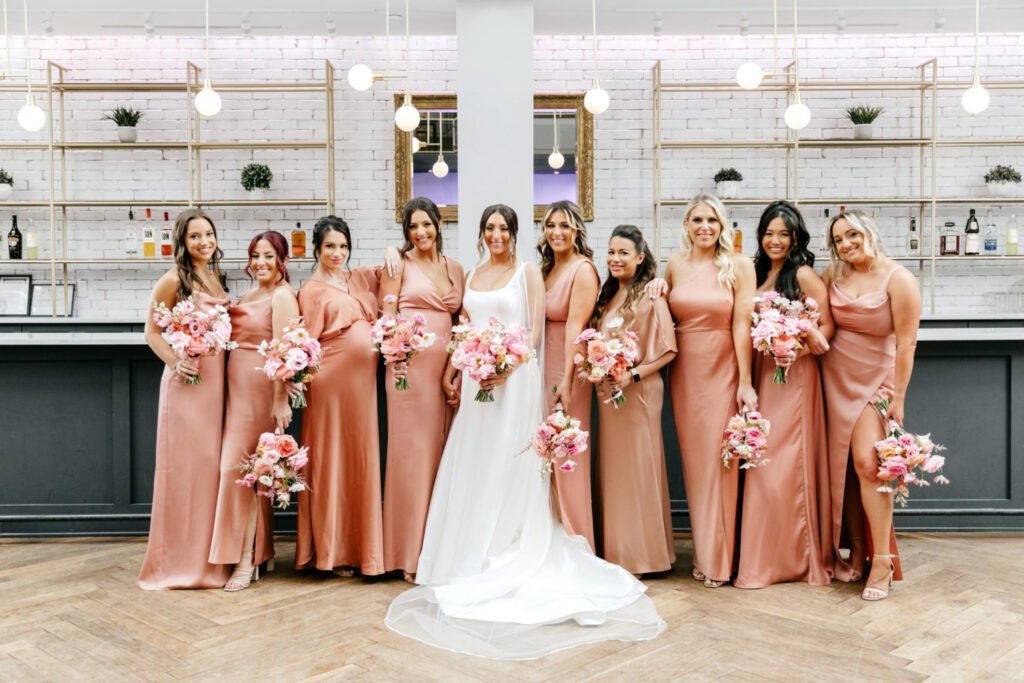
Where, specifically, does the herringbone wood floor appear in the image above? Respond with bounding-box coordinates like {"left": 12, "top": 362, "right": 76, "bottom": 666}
{"left": 1, "top": 534, "right": 1022, "bottom": 681}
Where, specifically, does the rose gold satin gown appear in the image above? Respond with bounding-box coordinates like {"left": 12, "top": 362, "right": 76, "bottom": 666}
{"left": 138, "top": 291, "right": 233, "bottom": 590}
{"left": 821, "top": 276, "right": 903, "bottom": 582}
{"left": 735, "top": 349, "right": 833, "bottom": 588}
{"left": 208, "top": 296, "right": 276, "bottom": 568}
{"left": 383, "top": 255, "right": 462, "bottom": 575}
{"left": 544, "top": 258, "right": 598, "bottom": 551}
{"left": 668, "top": 262, "right": 739, "bottom": 583}
{"left": 596, "top": 295, "right": 678, "bottom": 574}
{"left": 295, "top": 269, "right": 385, "bottom": 575}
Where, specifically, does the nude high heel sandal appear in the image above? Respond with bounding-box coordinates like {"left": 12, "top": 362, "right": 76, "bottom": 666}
{"left": 225, "top": 553, "right": 259, "bottom": 592}
{"left": 860, "top": 554, "right": 896, "bottom": 601}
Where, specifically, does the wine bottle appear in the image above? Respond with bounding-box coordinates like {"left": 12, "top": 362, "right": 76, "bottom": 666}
{"left": 964, "top": 208, "right": 980, "bottom": 256}
{"left": 940, "top": 221, "right": 960, "bottom": 256}
{"left": 160, "top": 212, "right": 172, "bottom": 257}
{"left": 906, "top": 216, "right": 920, "bottom": 257}
{"left": 25, "top": 232, "right": 38, "bottom": 259}
{"left": 142, "top": 208, "right": 156, "bottom": 258}
{"left": 8, "top": 215, "right": 21, "bottom": 259}
{"left": 125, "top": 208, "right": 138, "bottom": 257}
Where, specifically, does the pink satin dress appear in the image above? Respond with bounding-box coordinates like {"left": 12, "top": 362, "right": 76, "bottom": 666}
{"left": 208, "top": 295, "right": 276, "bottom": 568}
{"left": 735, "top": 299, "right": 833, "bottom": 588}
{"left": 544, "top": 258, "right": 599, "bottom": 551}
{"left": 138, "top": 291, "right": 233, "bottom": 590}
{"left": 821, "top": 273, "right": 904, "bottom": 582}
{"left": 668, "top": 262, "right": 739, "bottom": 583}
{"left": 596, "top": 295, "right": 678, "bottom": 574}
{"left": 383, "top": 255, "right": 463, "bottom": 575}
{"left": 295, "top": 269, "right": 385, "bottom": 575}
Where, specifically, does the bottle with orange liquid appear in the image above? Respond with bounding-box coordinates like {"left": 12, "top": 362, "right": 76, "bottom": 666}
{"left": 160, "top": 212, "right": 173, "bottom": 257}
{"left": 142, "top": 208, "right": 156, "bottom": 258}
{"left": 732, "top": 221, "right": 742, "bottom": 254}
{"left": 292, "top": 222, "right": 306, "bottom": 258}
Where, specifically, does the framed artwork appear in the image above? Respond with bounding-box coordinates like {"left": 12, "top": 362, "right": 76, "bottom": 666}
{"left": 0, "top": 274, "right": 32, "bottom": 316}
{"left": 30, "top": 282, "right": 76, "bottom": 317}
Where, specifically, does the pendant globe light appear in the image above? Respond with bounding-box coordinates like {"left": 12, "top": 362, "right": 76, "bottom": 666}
{"left": 783, "top": 0, "right": 811, "bottom": 131}
{"left": 194, "top": 0, "right": 221, "bottom": 117}
{"left": 432, "top": 113, "right": 449, "bottom": 179}
{"left": 583, "top": 0, "right": 609, "bottom": 115}
{"left": 961, "top": 0, "right": 990, "bottom": 114}
{"left": 347, "top": 0, "right": 391, "bottom": 90}
{"left": 393, "top": 0, "right": 420, "bottom": 131}
{"left": 16, "top": 0, "right": 45, "bottom": 132}
{"left": 548, "top": 111, "right": 565, "bottom": 170}
{"left": 736, "top": 0, "right": 778, "bottom": 90}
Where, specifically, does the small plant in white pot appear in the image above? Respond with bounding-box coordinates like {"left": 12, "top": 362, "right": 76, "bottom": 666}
{"left": 0, "top": 169, "right": 12, "bottom": 201}
{"left": 713, "top": 168, "right": 743, "bottom": 199}
{"left": 241, "top": 163, "right": 273, "bottom": 200}
{"left": 984, "top": 165, "right": 1022, "bottom": 198}
{"left": 845, "top": 106, "right": 884, "bottom": 140}
{"left": 103, "top": 106, "right": 143, "bottom": 143}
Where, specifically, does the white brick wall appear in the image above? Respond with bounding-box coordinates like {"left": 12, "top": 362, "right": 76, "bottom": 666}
{"left": 1, "top": 32, "right": 1021, "bottom": 318}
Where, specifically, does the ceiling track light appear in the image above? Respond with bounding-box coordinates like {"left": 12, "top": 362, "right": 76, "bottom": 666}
{"left": 41, "top": 16, "right": 53, "bottom": 36}
{"left": 836, "top": 12, "right": 846, "bottom": 35}
{"left": 144, "top": 15, "right": 155, "bottom": 37}
{"left": 583, "top": 0, "right": 609, "bottom": 115}
{"left": 961, "top": 0, "right": 990, "bottom": 114}
{"left": 432, "top": 113, "right": 449, "bottom": 178}
{"left": 16, "top": 0, "right": 45, "bottom": 132}
{"left": 326, "top": 17, "right": 336, "bottom": 37}
{"left": 739, "top": 14, "right": 749, "bottom": 36}
{"left": 735, "top": 0, "right": 779, "bottom": 90}
{"left": 783, "top": 0, "right": 811, "bottom": 130}
{"left": 653, "top": 15, "right": 663, "bottom": 38}
{"left": 194, "top": 0, "right": 222, "bottom": 117}
{"left": 548, "top": 111, "right": 565, "bottom": 170}
{"left": 935, "top": 11, "right": 946, "bottom": 32}
{"left": 348, "top": 0, "right": 409, "bottom": 91}
{"left": 240, "top": 16, "right": 251, "bottom": 38}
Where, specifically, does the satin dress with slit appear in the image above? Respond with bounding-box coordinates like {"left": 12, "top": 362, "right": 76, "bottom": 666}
{"left": 138, "top": 291, "right": 233, "bottom": 590}
{"left": 544, "top": 258, "right": 598, "bottom": 551}
{"left": 383, "top": 254, "right": 463, "bottom": 575}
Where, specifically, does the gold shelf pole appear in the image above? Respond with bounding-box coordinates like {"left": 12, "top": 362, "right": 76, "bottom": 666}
{"left": 652, "top": 60, "right": 662, "bottom": 268}
{"left": 187, "top": 62, "right": 197, "bottom": 207}
{"left": 326, "top": 60, "right": 336, "bottom": 214}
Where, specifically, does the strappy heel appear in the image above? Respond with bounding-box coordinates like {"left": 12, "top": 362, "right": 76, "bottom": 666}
{"left": 861, "top": 554, "right": 896, "bottom": 601}
{"left": 225, "top": 552, "right": 259, "bottom": 592}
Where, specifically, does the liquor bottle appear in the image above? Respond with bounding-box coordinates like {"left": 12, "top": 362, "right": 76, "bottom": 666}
{"left": 940, "top": 221, "right": 960, "bottom": 255}
{"left": 983, "top": 210, "right": 999, "bottom": 255}
{"left": 125, "top": 208, "right": 138, "bottom": 257}
{"left": 292, "top": 222, "right": 306, "bottom": 258}
{"left": 823, "top": 208, "right": 831, "bottom": 253}
{"left": 1007, "top": 215, "right": 1019, "bottom": 256}
{"left": 732, "top": 221, "right": 742, "bottom": 254}
{"left": 8, "top": 215, "right": 21, "bottom": 259}
{"left": 160, "top": 211, "right": 173, "bottom": 257}
{"left": 25, "top": 232, "right": 38, "bottom": 259}
{"left": 964, "top": 208, "right": 980, "bottom": 256}
{"left": 142, "top": 208, "right": 156, "bottom": 258}
{"left": 906, "top": 216, "right": 920, "bottom": 256}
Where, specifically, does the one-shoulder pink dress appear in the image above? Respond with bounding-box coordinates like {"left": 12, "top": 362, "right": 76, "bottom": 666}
{"left": 821, "top": 274, "right": 904, "bottom": 582}
{"left": 295, "top": 269, "right": 385, "bottom": 575}
{"left": 383, "top": 255, "right": 463, "bottom": 575}
{"left": 138, "top": 291, "right": 233, "bottom": 590}
{"left": 544, "top": 258, "right": 599, "bottom": 550}
{"left": 208, "top": 296, "right": 276, "bottom": 568}
{"left": 668, "top": 263, "right": 739, "bottom": 583}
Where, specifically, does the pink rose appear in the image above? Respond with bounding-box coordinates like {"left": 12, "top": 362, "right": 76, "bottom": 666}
{"left": 274, "top": 434, "right": 298, "bottom": 457}
{"left": 574, "top": 328, "right": 598, "bottom": 345}
{"left": 187, "top": 336, "right": 210, "bottom": 357}
{"left": 257, "top": 432, "right": 276, "bottom": 450}
{"left": 289, "top": 452, "right": 309, "bottom": 470}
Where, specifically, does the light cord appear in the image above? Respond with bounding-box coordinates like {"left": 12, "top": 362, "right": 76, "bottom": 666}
{"left": 22, "top": 0, "right": 30, "bottom": 93}
{"left": 973, "top": 0, "right": 980, "bottom": 85}
{"left": 553, "top": 111, "right": 558, "bottom": 149}
{"left": 4, "top": 0, "right": 11, "bottom": 78}
{"left": 792, "top": 0, "right": 799, "bottom": 100}
{"left": 204, "top": 0, "right": 211, "bottom": 85}
{"left": 404, "top": 0, "right": 410, "bottom": 94}
{"left": 591, "top": 0, "right": 598, "bottom": 85}
{"left": 772, "top": 0, "right": 778, "bottom": 73}
{"left": 385, "top": 0, "right": 390, "bottom": 76}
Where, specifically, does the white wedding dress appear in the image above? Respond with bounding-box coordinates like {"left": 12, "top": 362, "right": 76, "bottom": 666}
{"left": 385, "top": 262, "right": 666, "bottom": 660}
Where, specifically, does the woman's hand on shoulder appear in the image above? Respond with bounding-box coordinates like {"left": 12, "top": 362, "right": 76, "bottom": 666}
{"left": 384, "top": 246, "right": 403, "bottom": 279}
{"left": 644, "top": 278, "right": 669, "bottom": 299}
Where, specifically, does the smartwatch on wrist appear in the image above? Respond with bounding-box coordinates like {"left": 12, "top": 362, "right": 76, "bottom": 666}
{"left": 631, "top": 369, "right": 641, "bottom": 384}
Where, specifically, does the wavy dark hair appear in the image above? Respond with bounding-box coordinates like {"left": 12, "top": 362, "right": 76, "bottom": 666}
{"left": 536, "top": 200, "right": 594, "bottom": 278}
{"left": 753, "top": 200, "right": 815, "bottom": 300}
{"left": 312, "top": 215, "right": 352, "bottom": 267}
{"left": 591, "top": 225, "right": 657, "bottom": 328}
{"left": 477, "top": 203, "right": 518, "bottom": 265}
{"left": 244, "top": 230, "right": 290, "bottom": 284}
{"left": 172, "top": 208, "right": 224, "bottom": 300}
{"left": 400, "top": 197, "right": 444, "bottom": 257}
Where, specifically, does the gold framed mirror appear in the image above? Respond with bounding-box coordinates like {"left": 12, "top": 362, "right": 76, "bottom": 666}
{"left": 393, "top": 93, "right": 594, "bottom": 223}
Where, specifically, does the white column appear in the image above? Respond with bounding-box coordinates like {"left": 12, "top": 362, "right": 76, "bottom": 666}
{"left": 456, "top": 0, "right": 534, "bottom": 266}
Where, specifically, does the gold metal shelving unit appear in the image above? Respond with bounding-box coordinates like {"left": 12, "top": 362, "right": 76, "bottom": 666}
{"left": 0, "top": 60, "right": 337, "bottom": 316}
{"left": 651, "top": 58, "right": 1024, "bottom": 315}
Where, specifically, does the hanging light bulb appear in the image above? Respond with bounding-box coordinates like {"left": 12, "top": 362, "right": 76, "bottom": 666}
{"left": 736, "top": 0, "right": 781, "bottom": 90}
{"left": 432, "top": 112, "right": 449, "bottom": 178}
{"left": 411, "top": 135, "right": 421, "bottom": 153}
{"left": 548, "top": 111, "right": 565, "bottom": 169}
{"left": 736, "top": 63, "right": 764, "bottom": 90}
{"left": 347, "top": 64, "right": 374, "bottom": 91}
{"left": 961, "top": 0, "right": 990, "bottom": 114}
{"left": 783, "top": 0, "right": 811, "bottom": 130}
{"left": 17, "top": 0, "right": 45, "bottom": 132}
{"left": 584, "top": 0, "right": 609, "bottom": 115}
{"left": 194, "top": 0, "right": 221, "bottom": 117}
{"left": 395, "top": 93, "right": 420, "bottom": 131}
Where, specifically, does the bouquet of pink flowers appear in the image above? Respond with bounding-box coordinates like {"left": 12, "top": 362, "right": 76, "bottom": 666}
{"left": 873, "top": 398, "right": 949, "bottom": 507}
{"left": 152, "top": 296, "right": 236, "bottom": 385}
{"left": 573, "top": 317, "right": 639, "bottom": 407}
{"left": 371, "top": 295, "right": 437, "bottom": 390}
{"left": 721, "top": 410, "right": 771, "bottom": 469}
{"left": 256, "top": 317, "right": 323, "bottom": 409}
{"left": 533, "top": 401, "right": 589, "bottom": 478}
{"left": 447, "top": 316, "right": 535, "bottom": 402}
{"left": 750, "top": 291, "right": 820, "bottom": 384}
{"left": 236, "top": 431, "right": 309, "bottom": 509}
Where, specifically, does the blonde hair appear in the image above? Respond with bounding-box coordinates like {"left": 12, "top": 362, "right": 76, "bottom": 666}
{"left": 681, "top": 193, "right": 736, "bottom": 288}
{"left": 827, "top": 209, "right": 887, "bottom": 280}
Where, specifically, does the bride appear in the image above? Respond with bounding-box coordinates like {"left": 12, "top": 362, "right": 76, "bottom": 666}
{"left": 385, "top": 204, "right": 666, "bottom": 660}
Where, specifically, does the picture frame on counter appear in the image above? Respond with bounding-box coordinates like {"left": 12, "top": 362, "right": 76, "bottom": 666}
{"left": 0, "top": 274, "right": 32, "bottom": 316}
{"left": 30, "top": 282, "right": 76, "bottom": 317}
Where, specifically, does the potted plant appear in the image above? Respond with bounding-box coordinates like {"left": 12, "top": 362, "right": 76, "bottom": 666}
{"left": 713, "top": 168, "right": 743, "bottom": 199}
{"left": 103, "top": 106, "right": 143, "bottom": 143}
{"left": 985, "top": 165, "right": 1022, "bottom": 198}
{"left": 241, "top": 163, "right": 273, "bottom": 200}
{"left": 845, "top": 106, "right": 884, "bottom": 140}
{"left": 0, "top": 169, "right": 12, "bottom": 201}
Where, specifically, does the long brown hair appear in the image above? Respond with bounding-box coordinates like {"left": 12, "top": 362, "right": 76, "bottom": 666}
{"left": 590, "top": 225, "right": 657, "bottom": 328}
{"left": 536, "top": 200, "right": 594, "bottom": 278}
{"left": 173, "top": 208, "right": 224, "bottom": 300}
{"left": 477, "top": 204, "right": 518, "bottom": 266}
{"left": 400, "top": 197, "right": 444, "bottom": 257}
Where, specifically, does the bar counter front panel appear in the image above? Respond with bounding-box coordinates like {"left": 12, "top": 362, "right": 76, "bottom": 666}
{"left": 1, "top": 321, "right": 1021, "bottom": 536}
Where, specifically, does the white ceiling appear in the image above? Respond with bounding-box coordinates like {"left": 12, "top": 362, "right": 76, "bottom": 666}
{"left": 17, "top": 1, "right": 1024, "bottom": 37}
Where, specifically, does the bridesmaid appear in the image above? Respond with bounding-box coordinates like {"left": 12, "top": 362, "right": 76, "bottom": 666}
{"left": 538, "top": 200, "right": 600, "bottom": 551}
{"left": 734, "top": 201, "right": 834, "bottom": 589}
{"left": 295, "top": 216, "right": 385, "bottom": 577}
{"left": 821, "top": 209, "right": 920, "bottom": 600}
{"left": 649, "top": 193, "right": 757, "bottom": 588}
{"left": 594, "top": 225, "right": 677, "bottom": 575}
{"left": 379, "top": 198, "right": 464, "bottom": 582}
{"left": 138, "top": 208, "right": 232, "bottom": 590}
{"left": 209, "top": 231, "right": 298, "bottom": 591}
